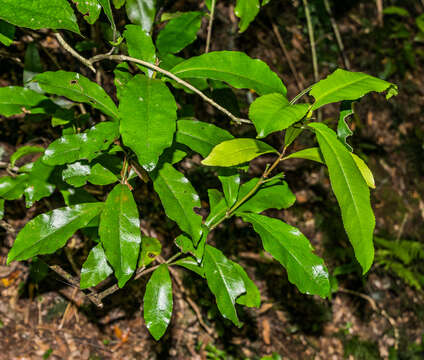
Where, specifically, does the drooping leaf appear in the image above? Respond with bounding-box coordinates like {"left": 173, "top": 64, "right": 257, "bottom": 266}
{"left": 249, "top": 93, "right": 309, "bottom": 138}
{"left": 202, "top": 138, "right": 278, "bottom": 167}
{"left": 337, "top": 100, "right": 355, "bottom": 151}
{"left": 156, "top": 12, "right": 203, "bottom": 55}
{"left": 10, "top": 146, "right": 44, "bottom": 167}
{"left": 35, "top": 71, "right": 119, "bottom": 119}
{"left": 123, "top": 25, "right": 156, "bottom": 76}
{"left": 174, "top": 257, "right": 205, "bottom": 277}
{"left": 234, "top": 263, "right": 260, "bottom": 308}
{"left": 203, "top": 245, "right": 246, "bottom": 326}
{"left": 234, "top": 177, "right": 296, "bottom": 214}
{"left": 309, "top": 69, "right": 398, "bottom": 110}
{"left": 309, "top": 122, "right": 375, "bottom": 273}
{"left": 0, "top": 20, "right": 15, "bottom": 46}
{"left": 175, "top": 228, "right": 207, "bottom": 262}
{"left": 139, "top": 236, "right": 162, "bottom": 267}
{"left": 43, "top": 122, "right": 119, "bottom": 165}
{"left": 171, "top": 51, "right": 286, "bottom": 96}
{"left": 152, "top": 163, "right": 203, "bottom": 242}
{"left": 143, "top": 264, "right": 173, "bottom": 340}
{"left": 218, "top": 168, "right": 240, "bottom": 207}
{"left": 7, "top": 203, "right": 104, "bottom": 264}
{"left": 175, "top": 119, "right": 234, "bottom": 157}
{"left": 119, "top": 75, "right": 177, "bottom": 171}
{"left": 98, "top": 0, "right": 117, "bottom": 39}
{"left": 242, "top": 213, "right": 330, "bottom": 297}
{"left": 0, "top": 0, "right": 80, "bottom": 34}
{"left": 99, "top": 184, "right": 142, "bottom": 287}
{"left": 80, "top": 243, "right": 113, "bottom": 289}
{"left": 126, "top": 0, "right": 156, "bottom": 34}
{"left": 205, "top": 189, "right": 227, "bottom": 228}
{"left": 73, "top": 0, "right": 102, "bottom": 24}
{"left": 0, "top": 86, "right": 48, "bottom": 117}
{"left": 234, "top": 0, "right": 260, "bottom": 33}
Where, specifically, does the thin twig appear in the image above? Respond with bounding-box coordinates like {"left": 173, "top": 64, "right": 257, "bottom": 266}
{"left": 90, "top": 54, "right": 250, "bottom": 125}
{"left": 322, "top": 0, "right": 350, "bottom": 69}
{"left": 376, "top": 0, "right": 384, "bottom": 26}
{"left": 338, "top": 288, "right": 399, "bottom": 349}
{"left": 271, "top": 23, "right": 304, "bottom": 91}
{"left": 54, "top": 33, "right": 96, "bottom": 73}
{"left": 205, "top": 0, "right": 216, "bottom": 53}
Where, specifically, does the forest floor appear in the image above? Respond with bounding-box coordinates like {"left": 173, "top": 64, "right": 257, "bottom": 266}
{"left": 1, "top": 1, "right": 424, "bottom": 359}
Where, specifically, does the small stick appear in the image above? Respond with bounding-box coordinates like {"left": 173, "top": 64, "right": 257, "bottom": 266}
{"left": 54, "top": 33, "right": 96, "bottom": 73}
{"left": 205, "top": 0, "right": 217, "bottom": 53}
{"left": 376, "top": 0, "right": 384, "bottom": 26}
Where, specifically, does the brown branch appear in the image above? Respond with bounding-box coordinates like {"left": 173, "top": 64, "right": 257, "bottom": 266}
{"left": 205, "top": 0, "right": 216, "bottom": 53}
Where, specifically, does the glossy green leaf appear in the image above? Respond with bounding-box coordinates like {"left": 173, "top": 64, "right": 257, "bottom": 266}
{"left": 235, "top": 177, "right": 296, "bottom": 214}
{"left": 74, "top": 0, "right": 102, "bottom": 24}
{"left": 0, "top": 0, "right": 80, "bottom": 34}
{"left": 100, "top": 184, "right": 142, "bottom": 287}
{"left": 171, "top": 51, "right": 286, "bottom": 96}
{"left": 123, "top": 25, "right": 156, "bottom": 76}
{"left": 35, "top": 71, "right": 119, "bottom": 119}
{"left": 338, "top": 100, "right": 354, "bottom": 151}
{"left": 284, "top": 126, "right": 303, "bottom": 148}
{"left": 235, "top": 0, "right": 260, "bottom": 33}
{"left": 352, "top": 154, "right": 375, "bottom": 189}
{"left": 175, "top": 228, "right": 207, "bottom": 262}
{"left": 205, "top": 189, "right": 227, "bottom": 228}
{"left": 218, "top": 168, "right": 240, "bottom": 207}
{"left": 152, "top": 163, "right": 203, "bottom": 242}
{"left": 7, "top": 203, "right": 103, "bottom": 264}
{"left": 202, "top": 138, "right": 278, "bottom": 167}
{"left": 61, "top": 188, "right": 97, "bottom": 206}
{"left": 114, "top": 63, "right": 133, "bottom": 101}
{"left": 0, "top": 20, "right": 15, "bottom": 46}
{"left": 62, "top": 161, "right": 118, "bottom": 187}
{"left": 309, "top": 122, "right": 375, "bottom": 273}
{"left": 234, "top": 263, "right": 260, "bottom": 307}
{"left": 143, "top": 264, "right": 173, "bottom": 340}
{"left": 126, "top": 0, "right": 156, "bottom": 34}
{"left": 119, "top": 75, "right": 177, "bottom": 171}
{"left": 309, "top": 69, "right": 398, "bottom": 110}
{"left": 24, "top": 158, "right": 55, "bottom": 207}
{"left": 43, "top": 122, "right": 119, "bottom": 165}
{"left": 0, "top": 199, "right": 4, "bottom": 220}
{"left": 249, "top": 93, "right": 309, "bottom": 138}
{"left": 157, "top": 12, "right": 203, "bottom": 55}
{"left": 0, "top": 174, "right": 28, "bottom": 201}
{"left": 80, "top": 244, "right": 113, "bottom": 289}
{"left": 24, "top": 43, "right": 43, "bottom": 93}
{"left": 174, "top": 257, "right": 205, "bottom": 277}
{"left": 175, "top": 119, "right": 234, "bottom": 157}
{"left": 139, "top": 236, "right": 162, "bottom": 266}
{"left": 98, "top": 0, "right": 117, "bottom": 38}
{"left": 10, "top": 146, "right": 44, "bottom": 167}
{"left": 0, "top": 86, "right": 48, "bottom": 117}
{"left": 203, "top": 245, "right": 246, "bottom": 326}
{"left": 242, "top": 213, "right": 330, "bottom": 297}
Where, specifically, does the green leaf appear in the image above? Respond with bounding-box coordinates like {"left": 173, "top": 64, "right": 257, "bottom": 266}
{"left": 383, "top": 6, "right": 410, "bottom": 17}
{"left": 309, "top": 122, "right": 375, "bottom": 273}
{"left": 24, "top": 158, "right": 55, "bottom": 207}
{"left": 0, "top": 20, "right": 15, "bottom": 46}
{"left": 235, "top": 0, "right": 260, "bottom": 33}
{"left": 309, "top": 69, "right": 397, "bottom": 111}
{"left": 351, "top": 154, "right": 375, "bottom": 189}
{"left": 43, "top": 122, "right": 119, "bottom": 165}
{"left": 73, "top": 0, "right": 102, "bottom": 24}
{"left": 157, "top": 12, "right": 203, "bottom": 55}
{"left": 175, "top": 229, "right": 207, "bottom": 262}
{"left": 7, "top": 203, "right": 103, "bottom": 264}
{"left": 234, "top": 263, "right": 260, "bottom": 308}
{"left": 10, "top": 146, "right": 44, "bottom": 167}
{"left": 175, "top": 119, "right": 234, "bottom": 157}
{"left": 114, "top": 63, "right": 133, "bottom": 101}
{"left": 174, "top": 257, "right": 205, "bottom": 277}
{"left": 284, "top": 126, "right": 303, "bottom": 149}
{"left": 337, "top": 101, "right": 354, "bottom": 151}
{"left": 119, "top": 75, "right": 177, "bottom": 171}
{"left": 203, "top": 245, "right": 246, "bottom": 326}
{"left": 242, "top": 213, "right": 330, "bottom": 297}
{"left": 98, "top": 0, "right": 117, "bottom": 39}
{"left": 0, "top": 0, "right": 80, "bottom": 34}
{"left": 143, "top": 264, "right": 173, "bottom": 340}
{"left": 249, "top": 93, "right": 309, "bottom": 138}
{"left": 113, "top": 0, "right": 126, "bottom": 9}
{"left": 0, "top": 86, "right": 48, "bottom": 117}
{"left": 61, "top": 188, "right": 97, "bottom": 206}
{"left": 139, "top": 236, "right": 162, "bottom": 267}
{"left": 99, "top": 184, "right": 142, "bottom": 288}
{"left": 218, "top": 168, "right": 240, "bottom": 207}
{"left": 284, "top": 147, "right": 324, "bottom": 164}
{"left": 80, "top": 244, "right": 113, "bottom": 289}
{"left": 123, "top": 25, "right": 156, "bottom": 76}
{"left": 205, "top": 189, "right": 227, "bottom": 228}
{"left": 35, "top": 71, "right": 119, "bottom": 119}
{"left": 171, "top": 51, "right": 286, "bottom": 96}
{"left": 152, "top": 163, "right": 203, "bottom": 242}
{"left": 24, "top": 43, "right": 43, "bottom": 93}
{"left": 202, "top": 138, "right": 278, "bottom": 167}
{"left": 126, "top": 0, "right": 156, "bottom": 34}
{"left": 62, "top": 161, "right": 118, "bottom": 187}
{"left": 235, "top": 177, "right": 296, "bottom": 214}
{"left": 0, "top": 175, "right": 29, "bottom": 200}
{"left": 0, "top": 199, "right": 4, "bottom": 220}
